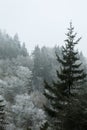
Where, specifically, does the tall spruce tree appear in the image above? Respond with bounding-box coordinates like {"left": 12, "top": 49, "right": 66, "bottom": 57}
{"left": 44, "top": 22, "right": 86, "bottom": 130}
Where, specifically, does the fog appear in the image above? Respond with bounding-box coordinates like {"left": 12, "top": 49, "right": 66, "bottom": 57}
{"left": 0, "top": 0, "right": 87, "bottom": 56}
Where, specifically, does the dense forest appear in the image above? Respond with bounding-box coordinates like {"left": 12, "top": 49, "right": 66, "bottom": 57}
{"left": 0, "top": 23, "right": 87, "bottom": 130}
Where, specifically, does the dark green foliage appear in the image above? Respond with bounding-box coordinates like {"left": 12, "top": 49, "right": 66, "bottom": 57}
{"left": 40, "top": 122, "right": 49, "bottom": 130}
{"left": 63, "top": 96, "right": 87, "bottom": 130}
{"left": 0, "top": 97, "right": 6, "bottom": 130}
{"left": 44, "top": 22, "right": 87, "bottom": 130}
{"left": 56, "top": 22, "right": 86, "bottom": 95}
{"left": 27, "top": 128, "right": 32, "bottom": 130}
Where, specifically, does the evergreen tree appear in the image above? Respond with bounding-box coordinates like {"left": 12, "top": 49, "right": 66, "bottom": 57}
{"left": 0, "top": 96, "right": 6, "bottom": 130}
{"left": 27, "top": 127, "right": 31, "bottom": 130}
{"left": 32, "top": 45, "right": 42, "bottom": 90}
{"left": 63, "top": 96, "right": 87, "bottom": 130}
{"left": 40, "top": 122, "right": 48, "bottom": 130}
{"left": 33, "top": 45, "right": 42, "bottom": 77}
{"left": 44, "top": 22, "right": 86, "bottom": 130}
{"left": 40, "top": 47, "right": 53, "bottom": 83}
{"left": 21, "top": 42, "right": 28, "bottom": 56}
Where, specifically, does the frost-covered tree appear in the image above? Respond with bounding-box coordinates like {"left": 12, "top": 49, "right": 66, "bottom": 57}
{"left": 32, "top": 45, "right": 42, "bottom": 89}
{"left": 21, "top": 42, "right": 28, "bottom": 56}
{"left": 3, "top": 66, "right": 32, "bottom": 103}
{"left": 12, "top": 55, "right": 33, "bottom": 69}
{"left": 40, "top": 47, "right": 53, "bottom": 83}
{"left": 0, "top": 31, "right": 28, "bottom": 59}
{"left": 32, "top": 46, "right": 59, "bottom": 92}
{"left": 15, "top": 66, "right": 33, "bottom": 93}
{"left": 12, "top": 93, "right": 46, "bottom": 130}
{"left": 0, "top": 59, "right": 33, "bottom": 103}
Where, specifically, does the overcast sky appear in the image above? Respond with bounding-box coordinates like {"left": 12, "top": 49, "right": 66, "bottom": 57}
{"left": 0, "top": 0, "right": 87, "bottom": 56}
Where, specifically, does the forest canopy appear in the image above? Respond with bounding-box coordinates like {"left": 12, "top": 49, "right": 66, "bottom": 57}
{"left": 0, "top": 23, "right": 86, "bottom": 130}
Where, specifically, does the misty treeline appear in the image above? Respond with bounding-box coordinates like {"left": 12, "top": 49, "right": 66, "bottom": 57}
{"left": 0, "top": 23, "right": 87, "bottom": 130}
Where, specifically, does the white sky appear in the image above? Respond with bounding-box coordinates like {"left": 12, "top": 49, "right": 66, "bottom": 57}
{"left": 0, "top": 0, "right": 87, "bottom": 56}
